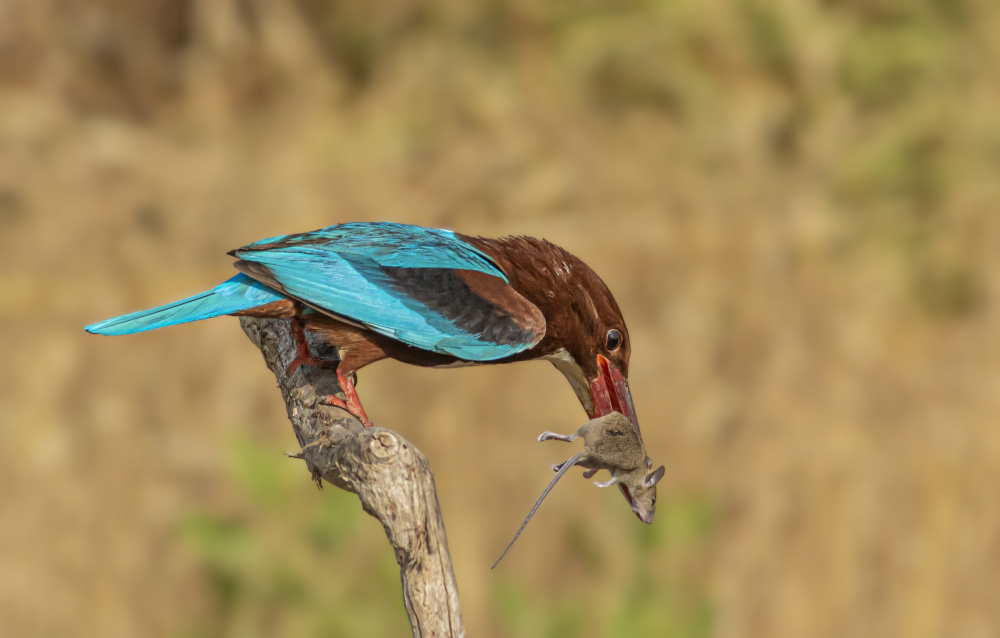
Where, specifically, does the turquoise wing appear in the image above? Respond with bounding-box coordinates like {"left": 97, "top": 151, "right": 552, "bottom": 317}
{"left": 232, "top": 222, "right": 544, "bottom": 361}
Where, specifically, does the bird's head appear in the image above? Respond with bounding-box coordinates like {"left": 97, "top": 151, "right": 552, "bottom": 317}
{"left": 466, "top": 235, "right": 660, "bottom": 519}
{"left": 485, "top": 237, "right": 643, "bottom": 444}
{"left": 537, "top": 252, "right": 634, "bottom": 418}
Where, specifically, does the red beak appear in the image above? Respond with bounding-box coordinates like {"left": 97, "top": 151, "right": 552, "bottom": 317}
{"left": 588, "top": 354, "right": 641, "bottom": 442}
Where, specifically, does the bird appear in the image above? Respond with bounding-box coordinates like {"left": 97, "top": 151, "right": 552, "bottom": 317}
{"left": 86, "top": 222, "right": 648, "bottom": 509}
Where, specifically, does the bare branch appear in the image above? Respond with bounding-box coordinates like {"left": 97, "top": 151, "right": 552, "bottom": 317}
{"left": 240, "top": 317, "right": 464, "bottom": 638}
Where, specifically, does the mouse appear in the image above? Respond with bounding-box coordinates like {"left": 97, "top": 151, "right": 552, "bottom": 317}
{"left": 492, "top": 412, "right": 666, "bottom": 568}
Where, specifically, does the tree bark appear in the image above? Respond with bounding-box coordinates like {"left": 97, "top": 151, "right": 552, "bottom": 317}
{"left": 240, "top": 317, "right": 464, "bottom": 638}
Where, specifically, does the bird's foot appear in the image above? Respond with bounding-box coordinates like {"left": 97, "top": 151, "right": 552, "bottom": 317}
{"left": 582, "top": 468, "right": 597, "bottom": 479}
{"left": 288, "top": 353, "right": 338, "bottom": 376}
{"left": 322, "top": 395, "right": 375, "bottom": 428}
{"left": 321, "top": 368, "right": 374, "bottom": 428}
{"left": 286, "top": 317, "right": 338, "bottom": 376}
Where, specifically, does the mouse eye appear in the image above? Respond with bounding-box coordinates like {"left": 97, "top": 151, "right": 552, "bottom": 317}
{"left": 606, "top": 329, "right": 623, "bottom": 352}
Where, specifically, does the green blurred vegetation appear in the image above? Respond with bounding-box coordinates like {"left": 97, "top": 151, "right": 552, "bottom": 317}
{"left": 177, "top": 436, "right": 716, "bottom": 638}
{"left": 174, "top": 435, "right": 409, "bottom": 638}
{"left": 490, "top": 494, "right": 716, "bottom": 638}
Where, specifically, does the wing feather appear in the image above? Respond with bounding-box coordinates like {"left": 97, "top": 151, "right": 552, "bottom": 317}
{"left": 232, "top": 223, "right": 544, "bottom": 360}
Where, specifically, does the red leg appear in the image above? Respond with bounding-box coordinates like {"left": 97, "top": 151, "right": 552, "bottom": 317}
{"left": 323, "top": 368, "right": 375, "bottom": 428}
{"left": 286, "top": 317, "right": 337, "bottom": 376}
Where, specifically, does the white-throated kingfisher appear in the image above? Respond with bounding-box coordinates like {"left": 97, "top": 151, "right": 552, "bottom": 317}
{"left": 87, "top": 222, "right": 659, "bottom": 519}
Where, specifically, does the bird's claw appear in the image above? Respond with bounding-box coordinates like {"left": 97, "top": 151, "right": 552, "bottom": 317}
{"left": 322, "top": 394, "right": 375, "bottom": 428}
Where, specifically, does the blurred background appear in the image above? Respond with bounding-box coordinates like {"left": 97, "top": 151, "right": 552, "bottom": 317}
{"left": 1, "top": 0, "right": 998, "bottom": 636}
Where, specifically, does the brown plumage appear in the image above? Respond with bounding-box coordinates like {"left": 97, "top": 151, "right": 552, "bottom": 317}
{"left": 462, "top": 236, "right": 632, "bottom": 378}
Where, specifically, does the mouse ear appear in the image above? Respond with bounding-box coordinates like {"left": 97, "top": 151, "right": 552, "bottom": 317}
{"left": 643, "top": 466, "right": 665, "bottom": 488}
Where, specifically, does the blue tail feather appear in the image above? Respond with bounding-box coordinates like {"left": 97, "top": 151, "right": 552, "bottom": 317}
{"left": 85, "top": 274, "right": 285, "bottom": 336}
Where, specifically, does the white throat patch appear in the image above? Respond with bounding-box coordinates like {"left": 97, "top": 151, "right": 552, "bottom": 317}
{"left": 544, "top": 348, "right": 592, "bottom": 414}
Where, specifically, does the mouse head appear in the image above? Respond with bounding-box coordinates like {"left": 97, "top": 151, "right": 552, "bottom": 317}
{"left": 618, "top": 463, "right": 665, "bottom": 524}
{"left": 492, "top": 415, "right": 666, "bottom": 568}
{"left": 574, "top": 412, "right": 665, "bottom": 523}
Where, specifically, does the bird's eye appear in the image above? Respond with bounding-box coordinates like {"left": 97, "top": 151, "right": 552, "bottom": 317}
{"left": 606, "top": 329, "right": 623, "bottom": 352}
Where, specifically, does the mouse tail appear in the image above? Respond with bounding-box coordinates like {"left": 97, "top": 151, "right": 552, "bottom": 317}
{"left": 492, "top": 451, "right": 584, "bottom": 569}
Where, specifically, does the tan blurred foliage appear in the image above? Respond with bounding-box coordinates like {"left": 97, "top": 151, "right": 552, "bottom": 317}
{"left": 2, "top": 1, "right": 999, "bottom": 636}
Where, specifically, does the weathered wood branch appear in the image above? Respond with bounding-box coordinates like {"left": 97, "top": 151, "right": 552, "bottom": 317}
{"left": 240, "top": 317, "right": 464, "bottom": 638}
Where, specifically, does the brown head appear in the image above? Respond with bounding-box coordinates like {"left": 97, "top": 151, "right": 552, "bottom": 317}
{"left": 468, "top": 236, "right": 654, "bottom": 513}
{"left": 471, "top": 237, "right": 638, "bottom": 423}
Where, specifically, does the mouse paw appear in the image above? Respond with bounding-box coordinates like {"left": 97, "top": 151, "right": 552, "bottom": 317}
{"left": 538, "top": 431, "right": 575, "bottom": 443}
